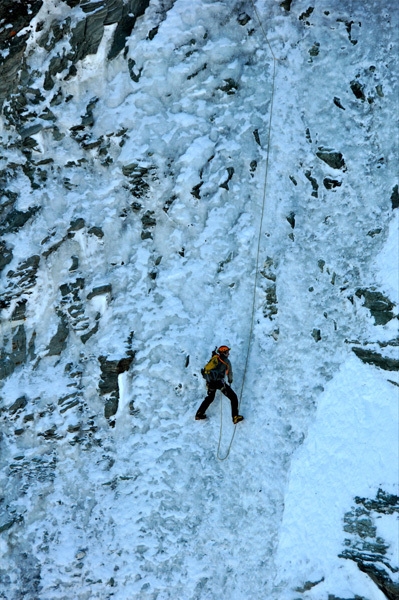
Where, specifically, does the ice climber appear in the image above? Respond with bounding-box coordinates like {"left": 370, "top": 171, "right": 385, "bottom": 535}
{"left": 195, "top": 346, "right": 244, "bottom": 424}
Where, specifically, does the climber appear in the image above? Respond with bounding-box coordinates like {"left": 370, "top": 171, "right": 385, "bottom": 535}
{"left": 195, "top": 346, "right": 244, "bottom": 424}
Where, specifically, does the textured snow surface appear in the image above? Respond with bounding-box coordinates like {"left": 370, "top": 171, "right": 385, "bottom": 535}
{"left": 0, "top": 0, "right": 398, "bottom": 599}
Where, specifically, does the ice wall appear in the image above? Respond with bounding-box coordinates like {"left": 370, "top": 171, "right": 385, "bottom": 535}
{"left": 0, "top": 1, "right": 397, "bottom": 598}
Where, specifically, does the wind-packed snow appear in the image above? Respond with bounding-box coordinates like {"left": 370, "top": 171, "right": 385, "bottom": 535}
{"left": 0, "top": 0, "right": 398, "bottom": 599}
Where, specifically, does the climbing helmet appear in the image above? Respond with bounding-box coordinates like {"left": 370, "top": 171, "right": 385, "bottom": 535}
{"left": 218, "top": 345, "right": 230, "bottom": 355}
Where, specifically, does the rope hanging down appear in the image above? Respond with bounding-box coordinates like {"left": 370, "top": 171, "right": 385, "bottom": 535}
{"left": 217, "top": 3, "right": 278, "bottom": 460}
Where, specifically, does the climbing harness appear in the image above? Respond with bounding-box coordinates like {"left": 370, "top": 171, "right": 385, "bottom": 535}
{"left": 217, "top": 2, "right": 278, "bottom": 461}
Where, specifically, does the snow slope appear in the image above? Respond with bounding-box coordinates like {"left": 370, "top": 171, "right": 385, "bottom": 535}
{"left": 0, "top": 0, "right": 398, "bottom": 598}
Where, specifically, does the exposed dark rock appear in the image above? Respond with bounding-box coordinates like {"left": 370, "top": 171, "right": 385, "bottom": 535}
{"left": 340, "top": 490, "right": 399, "bottom": 600}
{"left": 237, "top": 13, "right": 251, "bottom": 25}
{"left": 1, "top": 256, "right": 40, "bottom": 310}
{"left": 70, "top": 3, "right": 108, "bottom": 64}
{"left": 38, "top": 17, "right": 72, "bottom": 53}
{"left": 148, "top": 25, "right": 159, "bottom": 40}
{"left": 354, "top": 489, "right": 399, "bottom": 515}
{"left": 327, "top": 594, "right": 368, "bottom": 600}
{"left": 219, "top": 78, "right": 238, "bottom": 95}
{"left": 11, "top": 325, "right": 27, "bottom": 366}
{"left": 81, "top": 316, "right": 100, "bottom": 344}
{"left": 87, "top": 284, "right": 112, "bottom": 300}
{"left": 11, "top": 300, "right": 27, "bottom": 321}
{"left": 104, "top": 396, "right": 119, "bottom": 419}
{"left": 0, "top": 0, "right": 150, "bottom": 116}
{"left": 305, "top": 170, "right": 318, "bottom": 197}
{"left": 376, "top": 84, "right": 384, "bottom": 97}
{"left": 323, "top": 178, "right": 342, "bottom": 190}
{"left": 0, "top": 0, "right": 43, "bottom": 107}
{"left": 367, "top": 228, "right": 382, "bottom": 237}
{"left": 355, "top": 288, "right": 395, "bottom": 325}
{"left": 46, "top": 313, "right": 69, "bottom": 356}
{"left": 81, "top": 97, "right": 98, "bottom": 126}
{"left": 312, "top": 328, "right": 321, "bottom": 342}
{"left": 0, "top": 518, "right": 16, "bottom": 534}
{"left": 220, "top": 167, "right": 235, "bottom": 190}
{"left": 27, "top": 331, "right": 36, "bottom": 361}
{"left": 22, "top": 136, "right": 39, "bottom": 150}
{"left": 128, "top": 58, "right": 142, "bottom": 82}
{"left": 0, "top": 324, "right": 27, "bottom": 380}
{"left": 333, "top": 97, "right": 346, "bottom": 110}
{"left": 105, "top": 0, "right": 124, "bottom": 25}
{"left": 357, "top": 564, "right": 398, "bottom": 600}
{"left": 250, "top": 160, "right": 257, "bottom": 175}
{"left": 299, "top": 6, "right": 314, "bottom": 22}
{"left": 187, "top": 63, "right": 207, "bottom": 81}
{"left": 142, "top": 211, "right": 156, "bottom": 228}
{"left": 217, "top": 252, "right": 233, "bottom": 274}
{"left": 39, "top": 108, "right": 57, "bottom": 121}
{"left": 58, "top": 277, "right": 99, "bottom": 335}
{"left": 68, "top": 218, "right": 85, "bottom": 232}
{"left": 280, "top": 0, "right": 293, "bottom": 12}
{"left": 88, "top": 226, "right": 104, "bottom": 238}
{"left": 60, "top": 278, "right": 85, "bottom": 299}
{"left": 108, "top": 1, "right": 150, "bottom": 60}
{"left": 260, "top": 257, "right": 276, "bottom": 282}
{"left": 337, "top": 19, "right": 360, "bottom": 46}
{"left": 286, "top": 213, "right": 295, "bottom": 229}
{"left": 69, "top": 256, "right": 79, "bottom": 272}
{"left": 295, "top": 577, "right": 324, "bottom": 592}
{"left": 0, "top": 241, "right": 13, "bottom": 273}
{"left": 98, "top": 355, "right": 134, "bottom": 419}
{"left": 8, "top": 396, "right": 28, "bottom": 415}
{"left": 1, "top": 189, "right": 19, "bottom": 222}
{"left": 42, "top": 236, "right": 68, "bottom": 259}
{"left": 38, "top": 426, "right": 59, "bottom": 439}
{"left": 309, "top": 42, "right": 320, "bottom": 57}
{"left": 19, "top": 123, "right": 43, "bottom": 139}
{"left": 253, "top": 129, "right": 261, "bottom": 146}
{"left": 123, "top": 163, "right": 155, "bottom": 197}
{"left": 264, "top": 284, "right": 278, "bottom": 319}
{"left": 0, "top": 356, "right": 13, "bottom": 380}
{"left": 58, "top": 392, "right": 82, "bottom": 414}
{"left": 350, "top": 80, "right": 366, "bottom": 101}
{"left": 191, "top": 182, "right": 203, "bottom": 199}
{"left": 352, "top": 347, "right": 399, "bottom": 371}
{"left": 0, "top": 205, "right": 40, "bottom": 235}
{"left": 391, "top": 184, "right": 399, "bottom": 210}
{"left": 316, "top": 149, "right": 346, "bottom": 170}
{"left": 44, "top": 52, "right": 71, "bottom": 90}
{"left": 81, "top": 137, "right": 103, "bottom": 150}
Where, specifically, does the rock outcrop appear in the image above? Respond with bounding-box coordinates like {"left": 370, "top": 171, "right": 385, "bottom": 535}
{"left": 340, "top": 490, "right": 399, "bottom": 600}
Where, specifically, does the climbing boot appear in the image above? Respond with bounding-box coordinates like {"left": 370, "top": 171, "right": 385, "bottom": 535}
{"left": 195, "top": 413, "right": 207, "bottom": 420}
{"left": 233, "top": 415, "right": 244, "bottom": 424}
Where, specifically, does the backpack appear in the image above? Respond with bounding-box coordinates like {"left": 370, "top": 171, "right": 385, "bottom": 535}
{"left": 201, "top": 348, "right": 226, "bottom": 382}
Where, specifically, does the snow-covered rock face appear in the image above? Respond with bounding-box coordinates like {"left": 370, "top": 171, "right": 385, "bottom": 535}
{"left": 0, "top": 1, "right": 398, "bottom": 598}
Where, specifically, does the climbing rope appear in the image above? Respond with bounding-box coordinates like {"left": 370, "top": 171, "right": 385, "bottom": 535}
{"left": 217, "top": 2, "right": 278, "bottom": 460}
